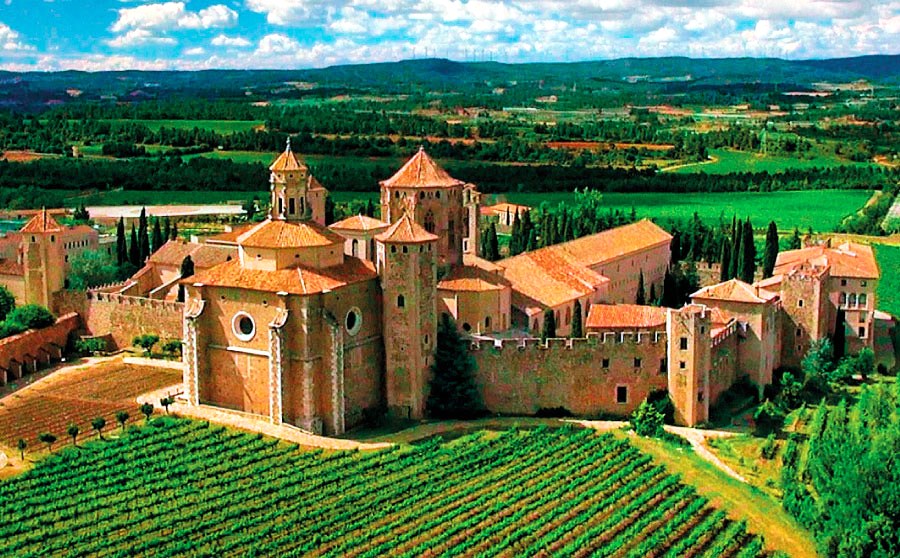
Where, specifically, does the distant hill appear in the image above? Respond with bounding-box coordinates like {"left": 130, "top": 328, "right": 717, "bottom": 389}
{"left": 1, "top": 54, "right": 898, "bottom": 109}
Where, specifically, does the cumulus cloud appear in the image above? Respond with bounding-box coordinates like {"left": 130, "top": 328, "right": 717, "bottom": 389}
{"left": 108, "top": 29, "right": 178, "bottom": 48}
{"left": 211, "top": 34, "right": 252, "bottom": 47}
{"left": 111, "top": 2, "right": 237, "bottom": 32}
{"left": 0, "top": 22, "right": 33, "bottom": 51}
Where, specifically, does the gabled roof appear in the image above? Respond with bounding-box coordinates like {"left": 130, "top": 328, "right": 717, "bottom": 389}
{"left": 586, "top": 304, "right": 667, "bottom": 330}
{"left": 553, "top": 219, "right": 672, "bottom": 267}
{"left": 438, "top": 264, "right": 510, "bottom": 293}
{"left": 147, "top": 240, "right": 235, "bottom": 270}
{"left": 269, "top": 140, "right": 307, "bottom": 173}
{"left": 375, "top": 213, "right": 439, "bottom": 244}
{"left": 499, "top": 248, "right": 608, "bottom": 314}
{"left": 205, "top": 223, "right": 255, "bottom": 245}
{"left": 380, "top": 147, "right": 465, "bottom": 189}
{"left": 189, "top": 257, "right": 377, "bottom": 295}
{"left": 774, "top": 242, "right": 879, "bottom": 279}
{"left": 691, "top": 279, "right": 779, "bottom": 304}
{"left": 329, "top": 214, "right": 390, "bottom": 232}
{"left": 237, "top": 219, "right": 344, "bottom": 249}
{"left": 20, "top": 209, "right": 64, "bottom": 234}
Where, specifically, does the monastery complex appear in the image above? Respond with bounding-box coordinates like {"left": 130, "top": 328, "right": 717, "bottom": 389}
{"left": 0, "top": 145, "right": 892, "bottom": 434}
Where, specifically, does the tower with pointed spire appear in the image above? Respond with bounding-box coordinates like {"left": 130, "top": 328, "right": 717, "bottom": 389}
{"left": 21, "top": 208, "right": 66, "bottom": 308}
{"left": 269, "top": 138, "right": 328, "bottom": 225}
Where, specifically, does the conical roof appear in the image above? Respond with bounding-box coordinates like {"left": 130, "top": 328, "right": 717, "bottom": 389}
{"left": 269, "top": 139, "right": 307, "bottom": 172}
{"left": 20, "top": 208, "right": 64, "bottom": 233}
{"left": 375, "top": 213, "right": 439, "bottom": 244}
{"left": 380, "top": 147, "right": 464, "bottom": 188}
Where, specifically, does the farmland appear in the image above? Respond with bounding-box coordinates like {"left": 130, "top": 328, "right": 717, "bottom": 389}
{"left": 670, "top": 149, "right": 875, "bottom": 175}
{"left": 0, "top": 360, "right": 181, "bottom": 449}
{"left": 101, "top": 120, "right": 265, "bottom": 134}
{"left": 0, "top": 419, "right": 767, "bottom": 557}
{"left": 874, "top": 243, "right": 900, "bottom": 318}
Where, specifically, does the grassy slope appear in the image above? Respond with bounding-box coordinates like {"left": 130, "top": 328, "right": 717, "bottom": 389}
{"left": 874, "top": 243, "right": 900, "bottom": 318}
{"left": 671, "top": 148, "right": 874, "bottom": 175}
{"left": 625, "top": 432, "right": 816, "bottom": 558}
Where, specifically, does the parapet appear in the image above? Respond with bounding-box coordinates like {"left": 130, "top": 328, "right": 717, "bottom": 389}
{"left": 469, "top": 330, "right": 666, "bottom": 352}
{"left": 86, "top": 290, "right": 184, "bottom": 312}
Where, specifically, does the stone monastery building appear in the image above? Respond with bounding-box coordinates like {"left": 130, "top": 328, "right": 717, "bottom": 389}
{"left": 1, "top": 144, "right": 889, "bottom": 435}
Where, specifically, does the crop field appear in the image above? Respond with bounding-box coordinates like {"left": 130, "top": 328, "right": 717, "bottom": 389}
{"left": 101, "top": 119, "right": 265, "bottom": 134}
{"left": 0, "top": 419, "right": 767, "bottom": 558}
{"left": 670, "top": 149, "right": 872, "bottom": 175}
{"left": 874, "top": 243, "right": 900, "bottom": 318}
{"left": 0, "top": 361, "right": 181, "bottom": 449}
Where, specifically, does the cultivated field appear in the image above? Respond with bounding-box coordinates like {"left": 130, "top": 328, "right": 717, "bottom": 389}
{"left": 0, "top": 420, "right": 767, "bottom": 557}
{"left": 670, "top": 149, "right": 873, "bottom": 175}
{"left": 874, "top": 243, "right": 900, "bottom": 318}
{"left": 0, "top": 360, "right": 181, "bottom": 449}
{"left": 101, "top": 119, "right": 265, "bottom": 134}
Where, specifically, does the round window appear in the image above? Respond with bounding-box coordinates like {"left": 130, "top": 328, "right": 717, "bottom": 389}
{"left": 232, "top": 312, "right": 256, "bottom": 341}
{"left": 345, "top": 307, "right": 362, "bottom": 336}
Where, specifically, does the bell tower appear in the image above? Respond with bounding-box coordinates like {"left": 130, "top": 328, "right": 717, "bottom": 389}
{"left": 269, "top": 139, "right": 327, "bottom": 225}
{"left": 21, "top": 209, "right": 66, "bottom": 309}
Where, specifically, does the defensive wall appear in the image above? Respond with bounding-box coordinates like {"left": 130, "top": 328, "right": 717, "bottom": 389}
{"left": 54, "top": 290, "right": 183, "bottom": 350}
{"left": 470, "top": 332, "right": 668, "bottom": 418}
{"left": 0, "top": 313, "right": 80, "bottom": 385}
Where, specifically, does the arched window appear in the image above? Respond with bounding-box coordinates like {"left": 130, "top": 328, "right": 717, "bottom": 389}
{"left": 859, "top": 293, "right": 867, "bottom": 306}
{"left": 849, "top": 293, "right": 857, "bottom": 307}
{"left": 424, "top": 210, "right": 435, "bottom": 233}
{"left": 839, "top": 292, "right": 847, "bottom": 306}
{"left": 397, "top": 295, "right": 405, "bottom": 308}
{"left": 485, "top": 316, "right": 491, "bottom": 330}
{"left": 565, "top": 306, "right": 571, "bottom": 325}
{"left": 351, "top": 239, "right": 359, "bottom": 258}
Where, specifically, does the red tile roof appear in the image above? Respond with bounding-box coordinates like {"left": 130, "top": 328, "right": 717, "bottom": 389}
{"left": 189, "top": 257, "right": 377, "bottom": 295}
{"left": 691, "top": 279, "right": 779, "bottom": 304}
{"left": 380, "top": 147, "right": 465, "bottom": 189}
{"left": 499, "top": 248, "right": 608, "bottom": 314}
{"left": 375, "top": 213, "right": 439, "bottom": 244}
{"left": 553, "top": 219, "right": 672, "bottom": 267}
{"left": 205, "top": 223, "right": 255, "bottom": 245}
{"left": 585, "top": 304, "right": 667, "bottom": 329}
{"left": 148, "top": 240, "right": 235, "bottom": 270}
{"left": 0, "top": 259, "right": 23, "bottom": 276}
{"left": 237, "top": 219, "right": 344, "bottom": 249}
{"left": 269, "top": 142, "right": 307, "bottom": 172}
{"left": 774, "top": 242, "right": 879, "bottom": 279}
{"left": 329, "top": 214, "right": 389, "bottom": 232}
{"left": 20, "top": 209, "right": 64, "bottom": 234}
{"left": 438, "top": 264, "right": 510, "bottom": 292}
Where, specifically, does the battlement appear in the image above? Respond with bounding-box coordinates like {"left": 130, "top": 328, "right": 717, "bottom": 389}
{"left": 711, "top": 320, "right": 739, "bottom": 348}
{"left": 87, "top": 290, "right": 184, "bottom": 313}
{"left": 469, "top": 330, "right": 666, "bottom": 352}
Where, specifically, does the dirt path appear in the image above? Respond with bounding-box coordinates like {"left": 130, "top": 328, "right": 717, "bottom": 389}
{"left": 660, "top": 154, "right": 720, "bottom": 172}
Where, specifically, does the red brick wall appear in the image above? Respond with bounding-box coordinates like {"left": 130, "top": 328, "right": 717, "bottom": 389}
{"left": 471, "top": 333, "right": 669, "bottom": 418}
{"left": 0, "top": 313, "right": 80, "bottom": 375}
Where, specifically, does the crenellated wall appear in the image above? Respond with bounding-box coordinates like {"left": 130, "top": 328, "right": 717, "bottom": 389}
{"left": 0, "top": 313, "right": 80, "bottom": 385}
{"left": 470, "top": 332, "right": 668, "bottom": 418}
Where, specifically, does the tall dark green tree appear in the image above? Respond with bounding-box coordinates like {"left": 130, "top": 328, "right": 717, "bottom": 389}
{"left": 129, "top": 223, "right": 139, "bottom": 268}
{"left": 739, "top": 219, "right": 756, "bottom": 283}
{"left": 151, "top": 217, "right": 164, "bottom": 254}
{"left": 509, "top": 210, "right": 522, "bottom": 256}
{"left": 170, "top": 221, "right": 179, "bottom": 241}
{"left": 832, "top": 309, "right": 847, "bottom": 361}
{"left": 571, "top": 299, "right": 583, "bottom": 338}
{"left": 177, "top": 255, "right": 195, "bottom": 303}
{"left": 649, "top": 282, "right": 658, "bottom": 306}
{"left": 762, "top": 221, "right": 779, "bottom": 279}
{"left": 541, "top": 309, "right": 556, "bottom": 341}
{"left": 719, "top": 240, "right": 732, "bottom": 282}
{"left": 729, "top": 217, "right": 741, "bottom": 282}
{"left": 636, "top": 270, "right": 646, "bottom": 305}
{"left": 788, "top": 227, "right": 802, "bottom": 250}
{"left": 426, "top": 314, "right": 483, "bottom": 419}
{"left": 163, "top": 216, "right": 171, "bottom": 243}
{"left": 487, "top": 222, "right": 500, "bottom": 261}
{"left": 115, "top": 217, "right": 127, "bottom": 266}
{"left": 0, "top": 285, "right": 14, "bottom": 322}
{"left": 138, "top": 208, "right": 150, "bottom": 263}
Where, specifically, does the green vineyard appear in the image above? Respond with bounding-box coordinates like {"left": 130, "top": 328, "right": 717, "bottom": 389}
{"left": 0, "top": 418, "right": 766, "bottom": 557}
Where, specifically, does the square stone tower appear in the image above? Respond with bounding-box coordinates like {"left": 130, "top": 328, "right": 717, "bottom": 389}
{"left": 667, "top": 305, "right": 712, "bottom": 426}
{"left": 21, "top": 209, "right": 66, "bottom": 309}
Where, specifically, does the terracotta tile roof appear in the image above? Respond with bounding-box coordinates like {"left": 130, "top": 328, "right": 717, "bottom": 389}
{"left": 269, "top": 142, "right": 307, "bottom": 172}
{"left": 189, "top": 257, "right": 377, "bottom": 295}
{"left": 691, "top": 279, "right": 779, "bottom": 304}
{"left": 553, "top": 219, "right": 672, "bottom": 267}
{"left": 463, "top": 254, "right": 503, "bottom": 273}
{"left": 499, "top": 249, "right": 608, "bottom": 314}
{"left": 67, "top": 224, "right": 97, "bottom": 235}
{"left": 0, "top": 259, "right": 23, "bottom": 276}
{"left": 754, "top": 274, "right": 783, "bottom": 290}
{"left": 148, "top": 240, "right": 236, "bottom": 270}
{"left": 329, "top": 214, "right": 390, "bottom": 232}
{"left": 585, "top": 304, "right": 667, "bottom": 329}
{"left": 438, "top": 264, "right": 510, "bottom": 292}
{"left": 380, "top": 147, "right": 465, "bottom": 189}
{"left": 237, "top": 219, "right": 344, "bottom": 249}
{"left": 774, "top": 242, "right": 879, "bottom": 279}
{"left": 375, "top": 213, "right": 439, "bottom": 244}
{"left": 20, "top": 209, "right": 64, "bottom": 234}
{"left": 205, "top": 223, "right": 255, "bottom": 245}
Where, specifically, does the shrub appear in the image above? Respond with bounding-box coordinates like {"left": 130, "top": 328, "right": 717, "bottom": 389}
{"left": 133, "top": 334, "right": 160, "bottom": 357}
{"left": 760, "top": 433, "right": 778, "bottom": 460}
{"left": 0, "top": 320, "right": 26, "bottom": 339}
{"left": 6, "top": 304, "right": 55, "bottom": 329}
{"left": 161, "top": 339, "right": 182, "bottom": 358}
{"left": 0, "top": 286, "right": 14, "bottom": 322}
{"left": 753, "top": 399, "right": 785, "bottom": 435}
{"left": 75, "top": 338, "right": 107, "bottom": 355}
{"left": 631, "top": 398, "right": 665, "bottom": 437}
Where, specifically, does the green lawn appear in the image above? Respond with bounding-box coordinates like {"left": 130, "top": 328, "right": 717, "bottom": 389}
{"left": 102, "top": 119, "right": 264, "bottom": 134}
{"left": 62, "top": 190, "right": 264, "bottom": 207}
{"left": 670, "top": 149, "right": 872, "bottom": 175}
{"left": 874, "top": 244, "right": 900, "bottom": 318}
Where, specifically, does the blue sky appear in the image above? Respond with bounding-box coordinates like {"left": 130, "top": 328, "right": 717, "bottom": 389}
{"left": 0, "top": 1, "right": 898, "bottom": 71}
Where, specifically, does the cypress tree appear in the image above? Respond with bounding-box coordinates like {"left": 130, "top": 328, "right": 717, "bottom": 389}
{"left": 525, "top": 228, "right": 537, "bottom": 252}
{"left": 719, "top": 241, "right": 732, "bottom": 282}
{"left": 509, "top": 210, "right": 521, "bottom": 256}
{"left": 541, "top": 309, "right": 556, "bottom": 341}
{"left": 571, "top": 300, "right": 583, "bottom": 338}
{"left": 788, "top": 227, "right": 802, "bottom": 250}
{"left": 832, "top": 309, "right": 846, "bottom": 361}
{"left": 163, "top": 217, "right": 171, "bottom": 244}
{"left": 636, "top": 270, "right": 646, "bottom": 305}
{"left": 740, "top": 219, "right": 756, "bottom": 283}
{"left": 488, "top": 222, "right": 500, "bottom": 261}
{"left": 177, "top": 255, "right": 195, "bottom": 303}
{"left": 129, "top": 224, "right": 139, "bottom": 268}
{"left": 729, "top": 217, "right": 741, "bottom": 282}
{"left": 151, "top": 217, "right": 164, "bottom": 254}
{"left": 115, "top": 217, "right": 127, "bottom": 266}
{"left": 171, "top": 222, "right": 179, "bottom": 240}
{"left": 426, "top": 314, "right": 483, "bottom": 419}
{"left": 138, "top": 208, "right": 150, "bottom": 263}
{"left": 649, "top": 282, "right": 658, "bottom": 306}
{"left": 763, "top": 221, "right": 779, "bottom": 279}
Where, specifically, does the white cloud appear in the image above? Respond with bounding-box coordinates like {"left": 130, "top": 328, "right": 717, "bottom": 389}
{"left": 256, "top": 33, "right": 301, "bottom": 55}
{"left": 211, "top": 34, "right": 252, "bottom": 47}
{"left": 246, "top": 0, "right": 325, "bottom": 26}
{"left": 0, "top": 22, "right": 33, "bottom": 51}
{"left": 107, "top": 29, "right": 177, "bottom": 48}
{"left": 111, "top": 2, "right": 237, "bottom": 32}
{"left": 184, "top": 46, "right": 205, "bottom": 56}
